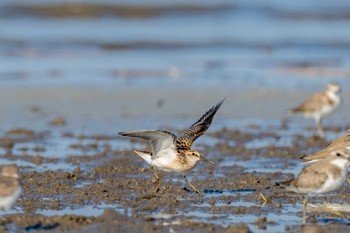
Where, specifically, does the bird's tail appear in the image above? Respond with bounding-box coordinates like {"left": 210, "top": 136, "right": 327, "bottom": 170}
{"left": 133, "top": 150, "right": 152, "bottom": 165}
{"left": 275, "top": 178, "right": 293, "bottom": 187}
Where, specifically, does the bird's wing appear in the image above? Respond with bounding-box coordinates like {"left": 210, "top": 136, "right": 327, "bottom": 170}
{"left": 176, "top": 99, "right": 224, "bottom": 149}
{"left": 119, "top": 130, "right": 176, "bottom": 155}
{"left": 0, "top": 178, "right": 18, "bottom": 197}
{"left": 290, "top": 91, "right": 331, "bottom": 112}
{"left": 291, "top": 162, "right": 329, "bottom": 190}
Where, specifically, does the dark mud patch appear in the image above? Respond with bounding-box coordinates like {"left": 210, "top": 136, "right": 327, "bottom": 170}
{"left": 4, "top": 4, "right": 232, "bottom": 19}
{"left": 0, "top": 126, "right": 349, "bottom": 232}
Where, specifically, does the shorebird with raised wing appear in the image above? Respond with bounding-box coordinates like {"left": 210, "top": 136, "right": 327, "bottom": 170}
{"left": 288, "top": 83, "right": 341, "bottom": 137}
{"left": 119, "top": 99, "right": 224, "bottom": 194}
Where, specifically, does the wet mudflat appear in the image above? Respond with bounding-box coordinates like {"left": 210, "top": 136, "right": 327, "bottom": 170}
{"left": 1, "top": 0, "right": 350, "bottom": 232}
{"left": 0, "top": 123, "right": 350, "bottom": 233}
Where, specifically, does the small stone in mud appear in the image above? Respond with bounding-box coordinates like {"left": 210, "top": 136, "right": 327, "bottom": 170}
{"left": 62, "top": 132, "right": 74, "bottom": 138}
{"left": 274, "top": 203, "right": 282, "bottom": 208}
{"left": 6, "top": 128, "right": 34, "bottom": 137}
{"left": 29, "top": 105, "right": 42, "bottom": 113}
{"left": 32, "top": 155, "right": 44, "bottom": 165}
{"left": 0, "top": 138, "right": 14, "bottom": 152}
{"left": 73, "top": 167, "right": 82, "bottom": 177}
{"left": 18, "top": 147, "right": 29, "bottom": 152}
{"left": 255, "top": 217, "right": 267, "bottom": 223}
{"left": 32, "top": 146, "right": 46, "bottom": 153}
{"left": 49, "top": 116, "right": 66, "bottom": 126}
{"left": 224, "top": 225, "right": 250, "bottom": 233}
{"left": 309, "top": 215, "right": 317, "bottom": 224}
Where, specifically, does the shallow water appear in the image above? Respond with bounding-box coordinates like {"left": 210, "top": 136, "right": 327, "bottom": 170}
{"left": 223, "top": 157, "right": 301, "bottom": 174}
{"left": 36, "top": 203, "right": 117, "bottom": 217}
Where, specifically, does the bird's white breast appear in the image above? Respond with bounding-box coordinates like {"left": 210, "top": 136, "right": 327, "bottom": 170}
{"left": 317, "top": 170, "right": 346, "bottom": 194}
{"left": 0, "top": 187, "right": 22, "bottom": 210}
{"left": 151, "top": 147, "right": 178, "bottom": 172}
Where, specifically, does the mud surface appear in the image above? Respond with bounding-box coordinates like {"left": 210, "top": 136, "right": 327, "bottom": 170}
{"left": 0, "top": 124, "right": 349, "bottom": 233}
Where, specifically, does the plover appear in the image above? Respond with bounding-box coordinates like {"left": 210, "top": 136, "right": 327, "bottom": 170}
{"left": 288, "top": 83, "right": 341, "bottom": 137}
{"left": 119, "top": 99, "right": 224, "bottom": 194}
{"left": 0, "top": 164, "right": 22, "bottom": 210}
{"left": 278, "top": 148, "right": 350, "bottom": 224}
{"left": 301, "top": 130, "right": 350, "bottom": 162}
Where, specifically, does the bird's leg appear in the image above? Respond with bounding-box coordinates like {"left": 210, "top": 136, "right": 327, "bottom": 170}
{"left": 150, "top": 166, "right": 160, "bottom": 186}
{"left": 183, "top": 175, "right": 203, "bottom": 195}
{"left": 302, "top": 196, "right": 308, "bottom": 225}
{"left": 150, "top": 167, "right": 162, "bottom": 194}
{"left": 315, "top": 118, "right": 324, "bottom": 137}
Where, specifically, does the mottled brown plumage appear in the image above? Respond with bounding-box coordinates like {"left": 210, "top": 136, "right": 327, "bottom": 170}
{"left": 119, "top": 99, "right": 224, "bottom": 194}
{"left": 175, "top": 99, "right": 224, "bottom": 150}
{"left": 119, "top": 99, "right": 224, "bottom": 157}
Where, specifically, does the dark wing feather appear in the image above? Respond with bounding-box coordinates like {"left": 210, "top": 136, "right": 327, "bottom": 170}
{"left": 176, "top": 99, "right": 224, "bottom": 149}
{"left": 119, "top": 130, "right": 176, "bottom": 155}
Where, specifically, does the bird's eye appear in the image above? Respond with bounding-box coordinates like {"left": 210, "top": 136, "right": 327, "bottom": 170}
{"left": 192, "top": 153, "right": 195, "bottom": 155}
{"left": 336, "top": 152, "right": 341, "bottom": 156}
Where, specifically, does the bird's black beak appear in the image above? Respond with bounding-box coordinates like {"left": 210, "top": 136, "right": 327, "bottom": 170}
{"left": 200, "top": 156, "right": 214, "bottom": 165}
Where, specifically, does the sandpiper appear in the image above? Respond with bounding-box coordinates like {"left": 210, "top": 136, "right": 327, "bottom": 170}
{"left": 301, "top": 130, "right": 350, "bottom": 162}
{"left": 0, "top": 164, "right": 22, "bottom": 210}
{"left": 278, "top": 148, "right": 350, "bottom": 224}
{"left": 119, "top": 99, "right": 224, "bottom": 194}
{"left": 288, "top": 83, "right": 341, "bottom": 137}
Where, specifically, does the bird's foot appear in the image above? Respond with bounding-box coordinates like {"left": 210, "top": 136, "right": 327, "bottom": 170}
{"left": 152, "top": 178, "right": 160, "bottom": 186}
{"left": 183, "top": 176, "right": 203, "bottom": 195}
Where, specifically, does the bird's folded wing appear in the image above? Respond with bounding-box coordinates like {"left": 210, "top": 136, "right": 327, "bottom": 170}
{"left": 0, "top": 179, "right": 18, "bottom": 197}
{"left": 292, "top": 164, "right": 329, "bottom": 189}
{"left": 290, "top": 92, "right": 330, "bottom": 112}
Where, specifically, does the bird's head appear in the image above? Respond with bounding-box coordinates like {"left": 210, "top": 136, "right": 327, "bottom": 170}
{"left": 1, "top": 164, "right": 19, "bottom": 179}
{"left": 186, "top": 150, "right": 214, "bottom": 165}
{"left": 327, "top": 83, "right": 341, "bottom": 94}
{"left": 328, "top": 148, "right": 350, "bottom": 168}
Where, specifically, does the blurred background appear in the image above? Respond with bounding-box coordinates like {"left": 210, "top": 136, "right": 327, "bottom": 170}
{"left": 0, "top": 0, "right": 349, "bottom": 133}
